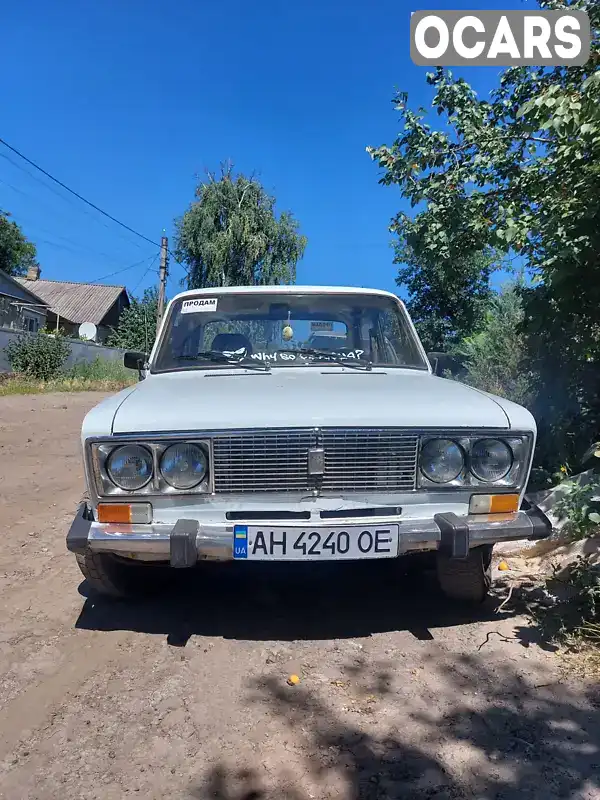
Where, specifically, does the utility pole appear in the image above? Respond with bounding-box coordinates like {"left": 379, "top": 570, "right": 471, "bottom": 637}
{"left": 157, "top": 235, "right": 169, "bottom": 328}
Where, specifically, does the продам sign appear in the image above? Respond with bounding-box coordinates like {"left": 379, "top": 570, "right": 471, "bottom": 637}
{"left": 410, "top": 10, "right": 590, "bottom": 67}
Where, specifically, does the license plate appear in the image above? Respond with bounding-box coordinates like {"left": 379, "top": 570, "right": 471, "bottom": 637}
{"left": 232, "top": 524, "right": 399, "bottom": 561}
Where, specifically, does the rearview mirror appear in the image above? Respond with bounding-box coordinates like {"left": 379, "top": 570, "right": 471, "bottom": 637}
{"left": 123, "top": 351, "right": 148, "bottom": 371}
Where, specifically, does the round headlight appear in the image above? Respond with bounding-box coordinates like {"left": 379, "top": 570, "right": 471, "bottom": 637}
{"left": 470, "top": 439, "right": 513, "bottom": 482}
{"left": 420, "top": 438, "right": 464, "bottom": 483}
{"left": 106, "top": 444, "right": 153, "bottom": 491}
{"left": 160, "top": 443, "right": 207, "bottom": 489}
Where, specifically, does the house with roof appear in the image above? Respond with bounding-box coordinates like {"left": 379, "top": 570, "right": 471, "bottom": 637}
{"left": 0, "top": 267, "right": 49, "bottom": 331}
{"left": 17, "top": 266, "right": 130, "bottom": 342}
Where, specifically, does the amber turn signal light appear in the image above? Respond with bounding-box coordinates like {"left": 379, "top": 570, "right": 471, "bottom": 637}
{"left": 97, "top": 504, "right": 131, "bottom": 523}
{"left": 97, "top": 503, "right": 152, "bottom": 524}
{"left": 469, "top": 494, "right": 519, "bottom": 515}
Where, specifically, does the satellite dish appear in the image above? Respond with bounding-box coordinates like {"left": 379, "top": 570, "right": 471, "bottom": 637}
{"left": 78, "top": 322, "right": 97, "bottom": 341}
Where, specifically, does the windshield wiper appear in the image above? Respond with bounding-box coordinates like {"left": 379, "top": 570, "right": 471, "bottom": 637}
{"left": 277, "top": 348, "right": 373, "bottom": 371}
{"left": 175, "top": 351, "right": 271, "bottom": 372}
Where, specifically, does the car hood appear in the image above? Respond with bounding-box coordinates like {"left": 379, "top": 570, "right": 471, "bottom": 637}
{"left": 105, "top": 367, "right": 522, "bottom": 434}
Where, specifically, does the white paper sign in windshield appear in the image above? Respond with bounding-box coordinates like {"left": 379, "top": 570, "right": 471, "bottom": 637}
{"left": 181, "top": 298, "right": 218, "bottom": 314}
{"left": 310, "top": 321, "right": 334, "bottom": 331}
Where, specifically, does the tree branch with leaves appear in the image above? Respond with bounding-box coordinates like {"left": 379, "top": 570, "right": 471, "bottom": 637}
{"left": 0, "top": 211, "right": 38, "bottom": 277}
{"left": 368, "top": 0, "right": 600, "bottom": 476}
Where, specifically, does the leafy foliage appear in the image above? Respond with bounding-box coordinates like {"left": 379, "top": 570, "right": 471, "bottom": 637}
{"left": 175, "top": 164, "right": 307, "bottom": 289}
{"left": 455, "top": 285, "right": 534, "bottom": 407}
{"left": 554, "top": 471, "right": 600, "bottom": 542}
{"left": 397, "top": 243, "right": 498, "bottom": 351}
{"left": 0, "top": 211, "right": 38, "bottom": 277}
{"left": 565, "top": 556, "right": 600, "bottom": 631}
{"left": 5, "top": 332, "right": 70, "bottom": 380}
{"left": 106, "top": 287, "right": 158, "bottom": 354}
{"left": 368, "top": 0, "right": 600, "bottom": 476}
{"left": 541, "top": 554, "right": 600, "bottom": 654}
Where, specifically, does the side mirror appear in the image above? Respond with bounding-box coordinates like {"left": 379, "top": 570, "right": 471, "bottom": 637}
{"left": 427, "top": 351, "right": 443, "bottom": 376}
{"left": 124, "top": 351, "right": 148, "bottom": 370}
{"left": 124, "top": 351, "right": 148, "bottom": 378}
{"left": 427, "top": 351, "right": 465, "bottom": 378}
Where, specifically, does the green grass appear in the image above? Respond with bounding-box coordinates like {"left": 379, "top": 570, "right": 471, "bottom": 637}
{"left": 65, "top": 357, "right": 133, "bottom": 383}
{"left": 0, "top": 357, "right": 136, "bottom": 395}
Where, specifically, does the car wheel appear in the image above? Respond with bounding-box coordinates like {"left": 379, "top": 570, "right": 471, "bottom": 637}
{"left": 75, "top": 551, "right": 171, "bottom": 600}
{"left": 436, "top": 545, "right": 492, "bottom": 604}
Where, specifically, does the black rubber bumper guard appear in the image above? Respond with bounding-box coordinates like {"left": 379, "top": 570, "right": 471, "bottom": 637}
{"left": 434, "top": 506, "right": 551, "bottom": 559}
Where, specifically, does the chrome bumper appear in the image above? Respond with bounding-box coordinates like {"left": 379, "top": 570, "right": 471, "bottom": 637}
{"left": 66, "top": 503, "right": 551, "bottom": 565}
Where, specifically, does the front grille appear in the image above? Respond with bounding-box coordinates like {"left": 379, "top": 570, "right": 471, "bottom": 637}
{"left": 321, "top": 429, "right": 419, "bottom": 492}
{"left": 212, "top": 429, "right": 313, "bottom": 493}
{"left": 211, "top": 428, "right": 419, "bottom": 493}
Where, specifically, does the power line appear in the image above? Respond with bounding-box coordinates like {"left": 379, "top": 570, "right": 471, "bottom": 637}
{"left": 166, "top": 244, "right": 188, "bottom": 275}
{"left": 0, "top": 163, "right": 147, "bottom": 253}
{"left": 0, "top": 183, "right": 155, "bottom": 265}
{"left": 0, "top": 150, "right": 145, "bottom": 252}
{"left": 88, "top": 254, "right": 159, "bottom": 285}
{"left": 167, "top": 271, "right": 182, "bottom": 291}
{"left": 33, "top": 236, "right": 131, "bottom": 261}
{"left": 0, "top": 136, "right": 189, "bottom": 274}
{"left": 130, "top": 254, "right": 159, "bottom": 294}
{"left": 0, "top": 137, "right": 159, "bottom": 248}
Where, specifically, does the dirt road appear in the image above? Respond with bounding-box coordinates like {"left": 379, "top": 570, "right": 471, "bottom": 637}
{"left": 0, "top": 392, "right": 598, "bottom": 800}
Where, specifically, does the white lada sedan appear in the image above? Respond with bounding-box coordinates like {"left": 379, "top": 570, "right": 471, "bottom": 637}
{"left": 67, "top": 285, "right": 550, "bottom": 603}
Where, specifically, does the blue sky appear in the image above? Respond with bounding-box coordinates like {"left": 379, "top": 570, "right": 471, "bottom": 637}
{"left": 1, "top": 0, "right": 527, "bottom": 299}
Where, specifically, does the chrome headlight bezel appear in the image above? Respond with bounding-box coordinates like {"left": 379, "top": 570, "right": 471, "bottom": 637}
{"left": 89, "top": 438, "right": 212, "bottom": 498}
{"left": 418, "top": 433, "right": 532, "bottom": 489}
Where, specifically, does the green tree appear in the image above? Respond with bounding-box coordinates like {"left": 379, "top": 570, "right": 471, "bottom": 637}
{"left": 175, "top": 165, "right": 307, "bottom": 289}
{"left": 106, "top": 287, "right": 158, "bottom": 353}
{"left": 397, "top": 241, "right": 498, "bottom": 352}
{"left": 455, "top": 285, "right": 533, "bottom": 408}
{"left": 0, "top": 211, "right": 38, "bottom": 277}
{"left": 367, "top": 0, "right": 600, "bottom": 471}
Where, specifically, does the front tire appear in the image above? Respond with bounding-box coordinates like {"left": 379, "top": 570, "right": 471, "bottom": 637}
{"left": 436, "top": 545, "right": 492, "bottom": 604}
{"left": 76, "top": 551, "right": 170, "bottom": 599}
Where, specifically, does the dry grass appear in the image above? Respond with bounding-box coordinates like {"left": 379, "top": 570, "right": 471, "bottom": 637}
{"left": 0, "top": 356, "right": 136, "bottom": 395}
{"left": 559, "top": 638, "right": 600, "bottom": 680}
{"left": 0, "top": 375, "right": 135, "bottom": 395}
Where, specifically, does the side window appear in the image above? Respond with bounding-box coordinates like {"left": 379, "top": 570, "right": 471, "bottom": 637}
{"left": 380, "top": 308, "right": 424, "bottom": 365}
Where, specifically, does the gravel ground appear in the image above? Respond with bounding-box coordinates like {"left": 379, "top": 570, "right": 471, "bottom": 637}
{"left": 0, "top": 392, "right": 598, "bottom": 800}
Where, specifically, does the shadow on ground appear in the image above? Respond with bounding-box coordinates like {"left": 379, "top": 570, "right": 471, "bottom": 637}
{"left": 75, "top": 560, "right": 507, "bottom": 643}
{"left": 189, "top": 654, "right": 600, "bottom": 799}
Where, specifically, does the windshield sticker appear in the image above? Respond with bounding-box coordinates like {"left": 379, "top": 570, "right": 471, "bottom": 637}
{"left": 249, "top": 350, "right": 365, "bottom": 362}
{"left": 310, "top": 321, "right": 334, "bottom": 331}
{"left": 181, "top": 298, "right": 218, "bottom": 314}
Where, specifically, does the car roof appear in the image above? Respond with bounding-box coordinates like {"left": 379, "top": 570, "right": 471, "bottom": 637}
{"left": 169, "top": 285, "right": 402, "bottom": 303}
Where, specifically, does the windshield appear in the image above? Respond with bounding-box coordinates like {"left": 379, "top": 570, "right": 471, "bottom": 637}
{"left": 152, "top": 292, "right": 428, "bottom": 372}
